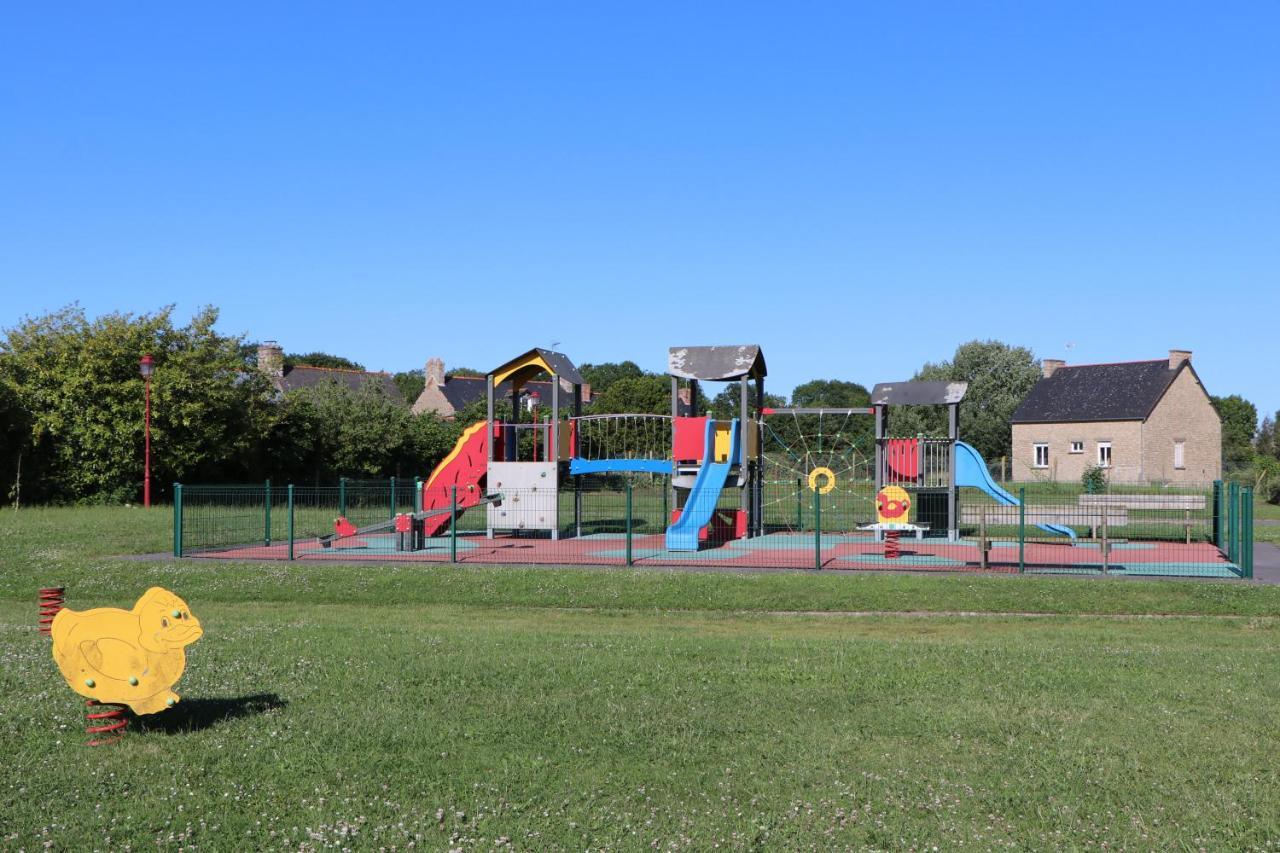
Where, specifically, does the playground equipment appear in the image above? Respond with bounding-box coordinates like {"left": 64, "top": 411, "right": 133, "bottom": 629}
{"left": 50, "top": 587, "right": 203, "bottom": 744}
{"left": 320, "top": 345, "right": 1069, "bottom": 553}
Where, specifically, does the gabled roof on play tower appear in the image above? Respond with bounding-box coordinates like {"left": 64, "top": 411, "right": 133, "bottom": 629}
{"left": 488, "top": 348, "right": 584, "bottom": 388}
{"left": 870, "top": 381, "right": 968, "bottom": 406}
{"left": 667, "top": 345, "right": 767, "bottom": 381}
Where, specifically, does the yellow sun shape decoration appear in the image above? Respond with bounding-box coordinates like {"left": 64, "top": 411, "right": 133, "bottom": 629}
{"left": 807, "top": 466, "right": 836, "bottom": 494}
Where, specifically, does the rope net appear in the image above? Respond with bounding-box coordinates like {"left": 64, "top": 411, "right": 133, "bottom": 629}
{"left": 571, "top": 415, "right": 673, "bottom": 462}
{"left": 760, "top": 410, "right": 874, "bottom": 531}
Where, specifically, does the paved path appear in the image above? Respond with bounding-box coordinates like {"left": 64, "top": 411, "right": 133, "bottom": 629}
{"left": 1252, "top": 542, "right": 1280, "bottom": 584}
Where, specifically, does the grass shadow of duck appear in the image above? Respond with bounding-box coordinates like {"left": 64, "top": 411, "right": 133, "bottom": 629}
{"left": 132, "top": 692, "right": 287, "bottom": 735}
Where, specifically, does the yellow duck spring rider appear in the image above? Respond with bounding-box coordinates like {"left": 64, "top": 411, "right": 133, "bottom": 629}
{"left": 51, "top": 587, "right": 203, "bottom": 715}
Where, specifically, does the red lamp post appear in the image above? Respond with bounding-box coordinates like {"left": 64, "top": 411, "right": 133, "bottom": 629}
{"left": 139, "top": 354, "right": 155, "bottom": 508}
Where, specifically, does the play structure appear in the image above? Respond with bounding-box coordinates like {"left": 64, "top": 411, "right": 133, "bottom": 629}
{"left": 47, "top": 587, "right": 203, "bottom": 744}
{"left": 323, "top": 345, "right": 1081, "bottom": 553}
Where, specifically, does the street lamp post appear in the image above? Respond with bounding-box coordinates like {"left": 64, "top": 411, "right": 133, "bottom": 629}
{"left": 139, "top": 354, "right": 155, "bottom": 508}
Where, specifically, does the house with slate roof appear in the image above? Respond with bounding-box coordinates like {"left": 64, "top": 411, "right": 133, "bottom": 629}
{"left": 410, "top": 357, "right": 594, "bottom": 419}
{"left": 256, "top": 341, "right": 403, "bottom": 402}
{"left": 1009, "top": 350, "right": 1220, "bottom": 484}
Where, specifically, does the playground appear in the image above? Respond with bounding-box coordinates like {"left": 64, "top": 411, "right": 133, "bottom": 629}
{"left": 176, "top": 345, "right": 1256, "bottom": 579}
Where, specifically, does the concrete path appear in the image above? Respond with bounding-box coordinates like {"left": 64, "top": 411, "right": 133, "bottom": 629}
{"left": 1251, "top": 542, "right": 1280, "bottom": 584}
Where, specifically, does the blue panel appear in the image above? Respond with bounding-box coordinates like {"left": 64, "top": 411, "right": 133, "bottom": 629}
{"left": 570, "top": 458, "right": 671, "bottom": 476}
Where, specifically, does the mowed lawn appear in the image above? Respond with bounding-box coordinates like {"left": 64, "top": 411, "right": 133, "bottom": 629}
{"left": 2, "top": 508, "right": 1279, "bottom": 849}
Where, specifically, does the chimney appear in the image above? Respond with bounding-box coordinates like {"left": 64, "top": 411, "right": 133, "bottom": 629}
{"left": 425, "top": 357, "right": 445, "bottom": 387}
{"left": 1169, "top": 349, "right": 1192, "bottom": 370}
{"left": 257, "top": 340, "right": 284, "bottom": 377}
{"left": 1042, "top": 359, "right": 1065, "bottom": 379}
{"left": 581, "top": 382, "right": 592, "bottom": 402}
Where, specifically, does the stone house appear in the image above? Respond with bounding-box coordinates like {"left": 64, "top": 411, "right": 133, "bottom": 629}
{"left": 256, "top": 341, "right": 403, "bottom": 402}
{"left": 1009, "top": 350, "right": 1221, "bottom": 483}
{"left": 410, "top": 357, "right": 593, "bottom": 419}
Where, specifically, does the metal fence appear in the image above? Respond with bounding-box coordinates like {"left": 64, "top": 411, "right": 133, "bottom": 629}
{"left": 174, "top": 478, "right": 1255, "bottom": 578}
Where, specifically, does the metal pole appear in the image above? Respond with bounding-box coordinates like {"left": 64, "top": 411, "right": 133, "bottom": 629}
{"left": 339, "top": 477, "right": 347, "bottom": 517}
{"left": 173, "top": 483, "right": 183, "bottom": 557}
{"left": 814, "top": 487, "right": 821, "bottom": 570}
{"left": 626, "top": 481, "right": 633, "bottom": 567}
{"left": 1228, "top": 481, "right": 1239, "bottom": 564}
{"left": 415, "top": 477, "right": 423, "bottom": 514}
{"left": 264, "top": 479, "right": 272, "bottom": 546}
{"left": 1243, "top": 486, "right": 1253, "bottom": 578}
{"left": 796, "top": 478, "right": 803, "bottom": 531}
{"left": 390, "top": 476, "right": 397, "bottom": 520}
{"left": 287, "top": 484, "right": 295, "bottom": 561}
{"left": 1212, "top": 480, "right": 1222, "bottom": 548}
{"left": 450, "top": 485, "right": 458, "bottom": 563}
{"left": 1018, "top": 487, "right": 1026, "bottom": 573}
{"left": 143, "top": 374, "right": 152, "bottom": 508}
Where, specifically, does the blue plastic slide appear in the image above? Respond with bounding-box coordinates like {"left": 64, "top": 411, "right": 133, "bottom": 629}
{"left": 954, "top": 440, "right": 1076, "bottom": 540}
{"left": 665, "top": 418, "right": 740, "bottom": 551}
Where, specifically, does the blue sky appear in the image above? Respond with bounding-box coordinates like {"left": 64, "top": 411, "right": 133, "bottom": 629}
{"left": 3, "top": 3, "right": 1278, "bottom": 420}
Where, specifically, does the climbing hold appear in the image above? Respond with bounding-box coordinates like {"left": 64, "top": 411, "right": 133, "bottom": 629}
{"left": 166, "top": 697, "right": 176, "bottom": 707}
{"left": 128, "top": 676, "right": 139, "bottom": 686}
{"left": 171, "top": 609, "right": 182, "bottom": 618}
{"left": 85, "top": 678, "right": 96, "bottom": 688}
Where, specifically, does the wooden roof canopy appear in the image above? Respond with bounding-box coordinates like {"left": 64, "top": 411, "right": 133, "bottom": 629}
{"left": 667, "top": 345, "right": 767, "bottom": 381}
{"left": 488, "top": 348, "right": 584, "bottom": 389}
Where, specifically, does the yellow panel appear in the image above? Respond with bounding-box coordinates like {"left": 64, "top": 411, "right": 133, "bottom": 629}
{"left": 490, "top": 353, "right": 554, "bottom": 389}
{"left": 876, "top": 486, "right": 911, "bottom": 525}
{"left": 51, "top": 587, "right": 203, "bottom": 715}
{"left": 713, "top": 422, "right": 732, "bottom": 462}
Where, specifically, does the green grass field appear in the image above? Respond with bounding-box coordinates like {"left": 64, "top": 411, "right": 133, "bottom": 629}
{"left": 2, "top": 507, "right": 1279, "bottom": 849}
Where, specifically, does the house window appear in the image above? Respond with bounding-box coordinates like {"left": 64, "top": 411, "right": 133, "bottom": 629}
{"left": 1069, "top": 441, "right": 1084, "bottom": 454}
{"left": 1033, "top": 443, "right": 1049, "bottom": 468}
{"left": 1097, "top": 441, "right": 1112, "bottom": 468}
{"left": 1174, "top": 440, "right": 1185, "bottom": 470}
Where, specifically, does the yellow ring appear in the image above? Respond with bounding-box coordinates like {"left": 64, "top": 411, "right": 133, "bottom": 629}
{"left": 807, "top": 466, "right": 836, "bottom": 494}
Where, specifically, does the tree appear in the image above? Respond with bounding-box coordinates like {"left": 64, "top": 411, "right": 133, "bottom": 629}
{"left": 393, "top": 370, "right": 425, "bottom": 404}
{"left": 591, "top": 375, "right": 671, "bottom": 415}
{"left": 285, "top": 351, "right": 365, "bottom": 370}
{"left": 580, "top": 361, "right": 645, "bottom": 394}
{"left": 1, "top": 304, "right": 273, "bottom": 503}
{"left": 790, "top": 379, "right": 871, "bottom": 409}
{"left": 887, "top": 340, "right": 1041, "bottom": 463}
{"left": 1256, "top": 414, "right": 1277, "bottom": 460}
{"left": 1212, "top": 394, "right": 1258, "bottom": 472}
{"left": 707, "top": 385, "right": 787, "bottom": 419}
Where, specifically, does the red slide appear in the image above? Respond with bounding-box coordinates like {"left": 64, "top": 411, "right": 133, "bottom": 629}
{"left": 421, "top": 421, "right": 490, "bottom": 536}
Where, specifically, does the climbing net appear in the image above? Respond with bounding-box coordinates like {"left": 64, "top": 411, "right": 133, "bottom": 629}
{"left": 760, "top": 410, "right": 874, "bottom": 527}
{"left": 571, "top": 414, "right": 673, "bottom": 462}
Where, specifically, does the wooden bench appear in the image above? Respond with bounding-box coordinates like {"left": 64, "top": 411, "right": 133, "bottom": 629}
{"left": 1078, "top": 494, "right": 1207, "bottom": 543}
{"left": 960, "top": 505, "right": 1128, "bottom": 568}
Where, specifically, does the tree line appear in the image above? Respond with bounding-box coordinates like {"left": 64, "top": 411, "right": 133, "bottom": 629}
{"left": 3, "top": 305, "right": 1272, "bottom": 504}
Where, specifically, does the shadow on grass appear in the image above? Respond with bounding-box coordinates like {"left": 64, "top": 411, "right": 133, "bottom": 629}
{"left": 133, "top": 692, "right": 287, "bottom": 734}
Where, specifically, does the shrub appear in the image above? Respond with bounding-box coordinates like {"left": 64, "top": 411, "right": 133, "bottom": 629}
{"left": 1081, "top": 464, "right": 1108, "bottom": 494}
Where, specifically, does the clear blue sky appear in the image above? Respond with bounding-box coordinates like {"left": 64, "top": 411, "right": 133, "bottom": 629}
{"left": 3, "top": 3, "right": 1277, "bottom": 420}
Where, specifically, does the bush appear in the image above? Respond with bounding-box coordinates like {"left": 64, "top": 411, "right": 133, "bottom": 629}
{"left": 1081, "top": 465, "right": 1108, "bottom": 494}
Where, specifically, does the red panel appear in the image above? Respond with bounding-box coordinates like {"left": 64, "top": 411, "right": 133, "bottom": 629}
{"left": 885, "top": 438, "right": 919, "bottom": 479}
{"left": 672, "top": 416, "right": 707, "bottom": 463}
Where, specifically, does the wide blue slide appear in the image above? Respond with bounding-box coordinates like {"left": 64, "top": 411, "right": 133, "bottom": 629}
{"left": 954, "top": 440, "right": 1076, "bottom": 540}
{"left": 665, "top": 418, "right": 739, "bottom": 551}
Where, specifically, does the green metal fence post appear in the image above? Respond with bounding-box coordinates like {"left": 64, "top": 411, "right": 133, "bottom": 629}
{"left": 287, "top": 484, "right": 295, "bottom": 561}
{"left": 1242, "top": 486, "right": 1253, "bottom": 579}
{"left": 1018, "top": 487, "right": 1026, "bottom": 574}
{"left": 450, "top": 485, "right": 458, "bottom": 563}
{"left": 390, "top": 476, "right": 397, "bottom": 519}
{"left": 415, "top": 477, "right": 423, "bottom": 514}
{"left": 1212, "top": 480, "right": 1223, "bottom": 549}
{"left": 173, "top": 483, "right": 183, "bottom": 557}
{"left": 1228, "top": 481, "right": 1240, "bottom": 565}
{"left": 264, "top": 479, "right": 272, "bottom": 546}
{"left": 797, "top": 478, "right": 804, "bottom": 532}
{"left": 339, "top": 477, "right": 347, "bottom": 517}
{"left": 626, "top": 481, "right": 633, "bottom": 567}
{"left": 813, "top": 487, "right": 821, "bottom": 570}
{"left": 662, "top": 480, "right": 668, "bottom": 527}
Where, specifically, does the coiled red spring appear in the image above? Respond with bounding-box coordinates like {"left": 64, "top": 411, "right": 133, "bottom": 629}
{"left": 884, "top": 530, "right": 902, "bottom": 560}
{"left": 38, "top": 587, "right": 65, "bottom": 635}
{"left": 85, "top": 700, "right": 129, "bottom": 746}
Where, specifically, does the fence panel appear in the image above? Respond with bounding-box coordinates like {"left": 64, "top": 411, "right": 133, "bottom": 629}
{"left": 175, "top": 476, "right": 1249, "bottom": 578}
